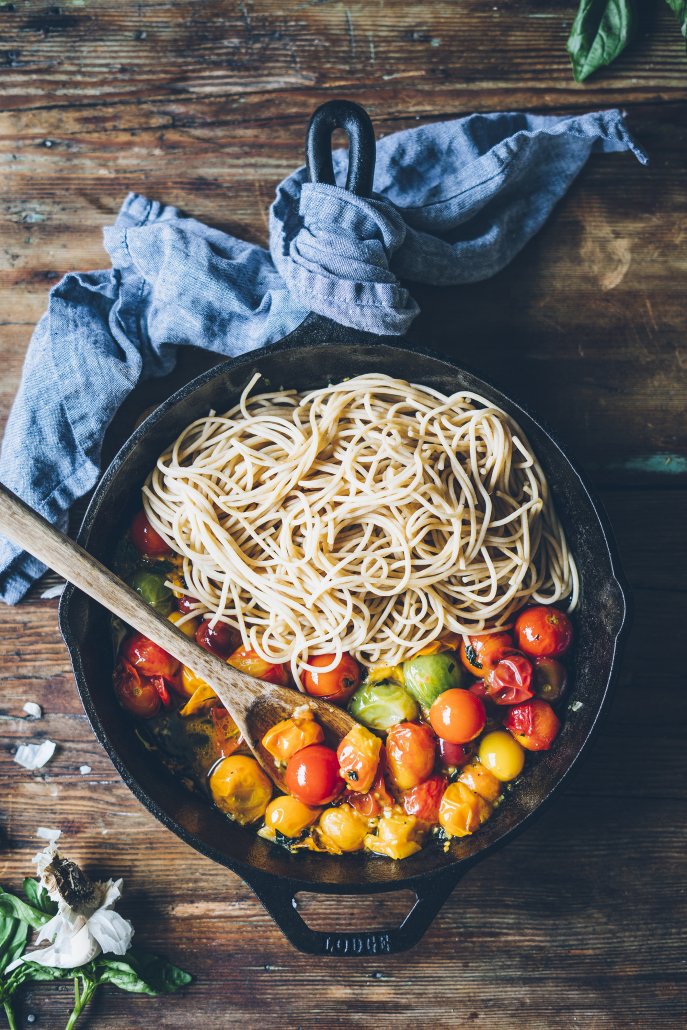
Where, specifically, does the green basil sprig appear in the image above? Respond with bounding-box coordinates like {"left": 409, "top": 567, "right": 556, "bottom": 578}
{"left": 567, "top": 0, "right": 638, "bottom": 81}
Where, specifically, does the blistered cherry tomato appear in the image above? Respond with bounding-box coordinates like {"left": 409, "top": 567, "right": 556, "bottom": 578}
{"left": 459, "top": 632, "right": 513, "bottom": 677}
{"left": 429, "top": 689, "right": 486, "bottom": 744}
{"left": 228, "top": 645, "right": 289, "bottom": 686}
{"left": 177, "top": 593, "right": 201, "bottom": 615}
{"left": 386, "top": 722, "right": 436, "bottom": 790}
{"left": 302, "top": 653, "right": 361, "bottom": 705}
{"left": 504, "top": 699, "right": 561, "bottom": 751}
{"left": 346, "top": 768, "right": 394, "bottom": 818}
{"left": 484, "top": 652, "right": 534, "bottom": 705}
{"left": 438, "top": 738, "right": 471, "bottom": 770}
{"left": 402, "top": 775, "right": 447, "bottom": 825}
{"left": 120, "top": 632, "right": 180, "bottom": 683}
{"left": 129, "top": 510, "right": 171, "bottom": 557}
{"left": 337, "top": 724, "right": 381, "bottom": 793}
{"left": 534, "top": 657, "right": 568, "bottom": 703}
{"left": 285, "top": 745, "right": 345, "bottom": 806}
{"left": 113, "top": 659, "right": 162, "bottom": 718}
{"left": 514, "top": 606, "right": 573, "bottom": 658}
{"left": 195, "top": 619, "right": 241, "bottom": 660}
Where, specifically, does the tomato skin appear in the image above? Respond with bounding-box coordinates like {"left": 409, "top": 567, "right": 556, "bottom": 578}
{"left": 261, "top": 715, "right": 324, "bottom": 763}
{"left": 460, "top": 632, "right": 513, "bottom": 677}
{"left": 302, "top": 653, "right": 361, "bottom": 705}
{"left": 484, "top": 652, "right": 534, "bottom": 705}
{"left": 285, "top": 745, "right": 345, "bottom": 806}
{"left": 504, "top": 699, "right": 561, "bottom": 751}
{"left": 120, "top": 632, "right": 180, "bottom": 683}
{"left": 228, "top": 645, "right": 289, "bottom": 686}
{"left": 437, "top": 738, "right": 471, "bottom": 770}
{"left": 429, "top": 689, "right": 486, "bottom": 744}
{"left": 346, "top": 768, "right": 394, "bottom": 818}
{"left": 402, "top": 775, "right": 447, "bottom": 825}
{"left": 195, "top": 619, "right": 241, "bottom": 660}
{"left": 129, "top": 510, "right": 171, "bottom": 557}
{"left": 337, "top": 724, "right": 381, "bottom": 793}
{"left": 113, "top": 659, "right": 162, "bottom": 718}
{"left": 514, "top": 606, "right": 573, "bottom": 658}
{"left": 386, "top": 722, "right": 436, "bottom": 791}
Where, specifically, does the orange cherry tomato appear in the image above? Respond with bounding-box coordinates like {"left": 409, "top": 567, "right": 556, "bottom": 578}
{"left": 337, "top": 724, "right": 381, "bottom": 793}
{"left": 346, "top": 768, "right": 394, "bottom": 818}
{"left": 210, "top": 707, "right": 241, "bottom": 759}
{"left": 429, "top": 689, "right": 486, "bottom": 744}
{"left": 228, "top": 645, "right": 289, "bottom": 686}
{"left": 196, "top": 619, "right": 241, "bottom": 660}
{"left": 504, "top": 699, "right": 561, "bottom": 751}
{"left": 113, "top": 659, "right": 162, "bottom": 718}
{"left": 385, "top": 722, "right": 436, "bottom": 791}
{"left": 129, "top": 510, "right": 171, "bottom": 557}
{"left": 302, "top": 653, "right": 361, "bottom": 705}
{"left": 285, "top": 745, "right": 345, "bottom": 806}
{"left": 459, "top": 632, "right": 513, "bottom": 677}
{"left": 402, "top": 775, "right": 447, "bottom": 825}
{"left": 120, "top": 632, "right": 180, "bottom": 683}
{"left": 261, "top": 716, "right": 325, "bottom": 763}
{"left": 484, "top": 652, "right": 534, "bottom": 705}
{"left": 514, "top": 606, "right": 573, "bottom": 658}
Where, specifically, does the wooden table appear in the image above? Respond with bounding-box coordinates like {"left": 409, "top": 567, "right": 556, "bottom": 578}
{"left": 1, "top": 2, "right": 686, "bottom": 1027}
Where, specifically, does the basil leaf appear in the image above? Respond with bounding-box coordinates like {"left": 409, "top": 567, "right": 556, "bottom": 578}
{"left": 0, "top": 889, "right": 51, "bottom": 930}
{"left": 0, "top": 912, "right": 29, "bottom": 974}
{"left": 567, "top": 0, "right": 638, "bottom": 81}
{"left": 9, "top": 960, "right": 66, "bottom": 986}
{"left": 664, "top": 0, "right": 687, "bottom": 39}
{"left": 95, "top": 957, "right": 158, "bottom": 995}
{"left": 22, "top": 879, "right": 58, "bottom": 916}
{"left": 127, "top": 949, "right": 193, "bottom": 993}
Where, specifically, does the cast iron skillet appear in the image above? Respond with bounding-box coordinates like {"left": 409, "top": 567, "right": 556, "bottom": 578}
{"left": 59, "top": 101, "right": 628, "bottom": 956}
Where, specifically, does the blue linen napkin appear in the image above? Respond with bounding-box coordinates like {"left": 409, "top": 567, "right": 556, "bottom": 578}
{"left": 0, "top": 109, "right": 646, "bottom": 603}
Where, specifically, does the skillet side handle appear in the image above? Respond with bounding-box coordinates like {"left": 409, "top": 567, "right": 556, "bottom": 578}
{"left": 306, "top": 98, "right": 376, "bottom": 198}
{"left": 243, "top": 869, "right": 463, "bottom": 956}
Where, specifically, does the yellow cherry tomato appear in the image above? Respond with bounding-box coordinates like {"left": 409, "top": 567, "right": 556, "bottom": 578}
{"left": 458, "top": 759, "right": 502, "bottom": 803}
{"left": 337, "top": 724, "right": 381, "bottom": 793}
{"left": 264, "top": 795, "right": 321, "bottom": 838}
{"left": 261, "top": 715, "right": 324, "bottom": 763}
{"left": 179, "top": 664, "right": 214, "bottom": 701}
{"left": 439, "top": 781, "right": 492, "bottom": 838}
{"left": 318, "top": 804, "right": 368, "bottom": 854}
{"left": 209, "top": 756, "right": 272, "bottom": 825}
{"left": 167, "top": 611, "right": 200, "bottom": 638}
{"left": 364, "top": 811, "right": 423, "bottom": 860}
{"left": 478, "top": 730, "right": 526, "bottom": 782}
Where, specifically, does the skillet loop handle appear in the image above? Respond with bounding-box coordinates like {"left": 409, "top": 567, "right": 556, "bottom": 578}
{"left": 306, "top": 99, "right": 376, "bottom": 198}
{"left": 244, "top": 869, "right": 461, "bottom": 956}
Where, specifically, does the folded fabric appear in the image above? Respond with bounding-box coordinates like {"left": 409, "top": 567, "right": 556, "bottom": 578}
{"left": 0, "top": 108, "right": 646, "bottom": 603}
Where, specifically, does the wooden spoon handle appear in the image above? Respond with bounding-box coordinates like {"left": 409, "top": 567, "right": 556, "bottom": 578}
{"left": 0, "top": 482, "right": 260, "bottom": 715}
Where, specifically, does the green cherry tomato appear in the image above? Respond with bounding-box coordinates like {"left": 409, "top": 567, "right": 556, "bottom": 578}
{"left": 403, "top": 652, "right": 464, "bottom": 709}
{"left": 348, "top": 681, "right": 419, "bottom": 733}
{"left": 128, "top": 568, "right": 174, "bottom": 615}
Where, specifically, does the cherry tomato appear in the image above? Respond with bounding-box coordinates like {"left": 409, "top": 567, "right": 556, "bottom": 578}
{"left": 228, "top": 645, "right": 289, "bottom": 686}
{"left": 337, "top": 724, "right": 381, "bottom": 793}
{"left": 113, "top": 659, "right": 162, "bottom": 718}
{"left": 195, "top": 619, "right": 241, "bottom": 660}
{"left": 429, "top": 689, "right": 486, "bottom": 744}
{"left": 437, "top": 738, "right": 471, "bottom": 770}
{"left": 504, "top": 699, "right": 561, "bottom": 751}
{"left": 177, "top": 593, "right": 201, "bottom": 615}
{"left": 402, "top": 775, "right": 447, "bottom": 825}
{"left": 385, "top": 722, "right": 436, "bottom": 790}
{"left": 120, "top": 632, "right": 180, "bottom": 683}
{"left": 285, "top": 744, "right": 345, "bottom": 806}
{"left": 129, "top": 510, "right": 171, "bottom": 557}
{"left": 459, "top": 632, "right": 513, "bottom": 677}
{"left": 261, "top": 715, "right": 324, "bottom": 763}
{"left": 210, "top": 707, "right": 241, "bottom": 759}
{"left": 347, "top": 768, "right": 394, "bottom": 818}
{"left": 534, "top": 657, "right": 568, "bottom": 703}
{"left": 484, "top": 653, "right": 534, "bottom": 705}
{"left": 514, "top": 606, "right": 573, "bottom": 658}
{"left": 302, "top": 653, "right": 361, "bottom": 705}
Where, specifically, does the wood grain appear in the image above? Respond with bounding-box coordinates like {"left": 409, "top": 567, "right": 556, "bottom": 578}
{"left": 1, "top": 1, "right": 686, "bottom": 1027}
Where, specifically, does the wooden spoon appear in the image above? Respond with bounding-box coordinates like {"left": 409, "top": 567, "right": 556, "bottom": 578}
{"left": 0, "top": 483, "right": 356, "bottom": 792}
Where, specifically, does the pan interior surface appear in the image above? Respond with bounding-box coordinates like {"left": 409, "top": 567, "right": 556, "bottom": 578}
{"left": 59, "top": 339, "right": 626, "bottom": 892}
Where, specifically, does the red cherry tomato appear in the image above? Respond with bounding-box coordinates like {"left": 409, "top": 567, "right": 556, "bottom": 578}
{"left": 385, "top": 722, "right": 436, "bottom": 790}
{"left": 228, "top": 645, "right": 289, "bottom": 686}
{"left": 402, "top": 775, "right": 447, "bottom": 825}
{"left": 438, "top": 738, "right": 471, "bottom": 770}
{"left": 347, "top": 769, "right": 394, "bottom": 818}
{"left": 504, "top": 699, "right": 561, "bottom": 751}
{"left": 302, "top": 653, "right": 361, "bottom": 705}
{"left": 177, "top": 594, "right": 200, "bottom": 615}
{"left": 469, "top": 680, "right": 489, "bottom": 699}
{"left": 195, "top": 619, "right": 241, "bottom": 660}
{"left": 113, "top": 660, "right": 162, "bottom": 718}
{"left": 285, "top": 745, "right": 345, "bottom": 806}
{"left": 129, "top": 510, "right": 171, "bottom": 557}
{"left": 120, "top": 632, "right": 180, "bottom": 683}
{"left": 484, "top": 652, "right": 534, "bottom": 705}
{"left": 514, "top": 606, "right": 573, "bottom": 658}
{"left": 459, "top": 632, "right": 513, "bottom": 677}
{"left": 429, "top": 689, "right": 486, "bottom": 744}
